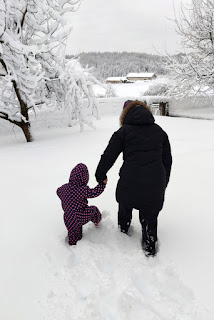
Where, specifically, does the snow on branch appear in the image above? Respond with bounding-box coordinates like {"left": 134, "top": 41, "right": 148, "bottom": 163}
{"left": 0, "top": 0, "right": 5, "bottom": 37}
{"left": 0, "top": 0, "right": 92, "bottom": 142}
{"left": 165, "top": 0, "right": 214, "bottom": 98}
{"left": 59, "top": 59, "right": 100, "bottom": 130}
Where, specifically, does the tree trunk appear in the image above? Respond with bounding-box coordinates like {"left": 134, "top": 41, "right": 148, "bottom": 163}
{"left": 0, "top": 112, "right": 33, "bottom": 142}
{"left": 11, "top": 80, "right": 33, "bottom": 142}
{"left": 20, "top": 122, "right": 33, "bottom": 142}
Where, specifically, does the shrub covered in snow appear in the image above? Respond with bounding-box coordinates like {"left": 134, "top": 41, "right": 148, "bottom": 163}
{"left": 105, "top": 84, "right": 117, "bottom": 98}
{"left": 143, "top": 82, "right": 169, "bottom": 96}
{"left": 93, "top": 84, "right": 117, "bottom": 99}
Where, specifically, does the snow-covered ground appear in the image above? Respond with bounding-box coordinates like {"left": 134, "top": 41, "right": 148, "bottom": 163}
{"left": 1, "top": 99, "right": 214, "bottom": 320}
{"left": 93, "top": 78, "right": 167, "bottom": 98}
{"left": 110, "top": 81, "right": 152, "bottom": 97}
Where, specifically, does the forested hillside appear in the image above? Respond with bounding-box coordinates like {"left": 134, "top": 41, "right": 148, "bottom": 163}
{"left": 66, "top": 52, "right": 168, "bottom": 81}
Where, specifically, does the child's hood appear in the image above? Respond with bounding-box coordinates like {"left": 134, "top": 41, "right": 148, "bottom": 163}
{"left": 69, "top": 163, "right": 89, "bottom": 186}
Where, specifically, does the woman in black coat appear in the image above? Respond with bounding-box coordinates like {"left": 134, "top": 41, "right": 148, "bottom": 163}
{"left": 95, "top": 100, "right": 172, "bottom": 256}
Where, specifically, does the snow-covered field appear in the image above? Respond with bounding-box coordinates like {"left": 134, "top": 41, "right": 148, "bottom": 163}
{"left": 93, "top": 78, "right": 167, "bottom": 98}
{"left": 1, "top": 98, "right": 214, "bottom": 320}
{"left": 94, "top": 78, "right": 214, "bottom": 120}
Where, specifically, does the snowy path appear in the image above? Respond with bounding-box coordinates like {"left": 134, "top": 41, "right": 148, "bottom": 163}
{"left": 1, "top": 99, "right": 214, "bottom": 319}
{"left": 43, "top": 214, "right": 202, "bottom": 320}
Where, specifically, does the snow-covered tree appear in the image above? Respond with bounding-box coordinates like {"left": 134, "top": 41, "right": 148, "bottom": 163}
{"left": 105, "top": 84, "right": 117, "bottom": 98}
{"left": 166, "top": 0, "right": 214, "bottom": 98}
{"left": 0, "top": 0, "right": 95, "bottom": 142}
{"left": 60, "top": 59, "right": 101, "bottom": 131}
{"left": 143, "top": 82, "right": 169, "bottom": 96}
{"left": 77, "top": 52, "right": 167, "bottom": 81}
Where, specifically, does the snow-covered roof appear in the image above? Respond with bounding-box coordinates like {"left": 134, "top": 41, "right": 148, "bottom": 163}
{"left": 106, "top": 77, "right": 126, "bottom": 81}
{"left": 141, "top": 95, "right": 171, "bottom": 105}
{"left": 127, "top": 73, "right": 156, "bottom": 78}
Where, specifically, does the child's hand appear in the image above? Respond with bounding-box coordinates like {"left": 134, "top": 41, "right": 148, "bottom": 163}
{"left": 103, "top": 179, "right": 108, "bottom": 185}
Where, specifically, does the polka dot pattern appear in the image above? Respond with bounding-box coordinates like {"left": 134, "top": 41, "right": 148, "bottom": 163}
{"left": 57, "top": 163, "right": 105, "bottom": 245}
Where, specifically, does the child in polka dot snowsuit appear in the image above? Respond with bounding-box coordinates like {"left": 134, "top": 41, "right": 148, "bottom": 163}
{"left": 57, "top": 163, "right": 107, "bottom": 245}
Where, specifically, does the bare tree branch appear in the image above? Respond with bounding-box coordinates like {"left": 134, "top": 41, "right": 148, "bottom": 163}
{"left": 21, "top": 8, "right": 28, "bottom": 28}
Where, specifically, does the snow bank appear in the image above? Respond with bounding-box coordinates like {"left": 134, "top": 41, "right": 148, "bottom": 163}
{"left": 0, "top": 97, "right": 125, "bottom": 138}
{"left": 95, "top": 78, "right": 214, "bottom": 120}
{"left": 169, "top": 96, "right": 214, "bottom": 120}
{"left": 1, "top": 91, "right": 214, "bottom": 142}
{"left": 0, "top": 103, "right": 97, "bottom": 137}
{"left": 99, "top": 95, "right": 214, "bottom": 121}
{"left": 0, "top": 108, "right": 69, "bottom": 136}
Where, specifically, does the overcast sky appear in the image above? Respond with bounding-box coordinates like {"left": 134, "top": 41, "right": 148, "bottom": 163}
{"left": 66, "top": 0, "right": 190, "bottom": 55}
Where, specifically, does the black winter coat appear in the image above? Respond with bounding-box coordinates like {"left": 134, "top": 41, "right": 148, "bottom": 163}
{"left": 95, "top": 101, "right": 172, "bottom": 217}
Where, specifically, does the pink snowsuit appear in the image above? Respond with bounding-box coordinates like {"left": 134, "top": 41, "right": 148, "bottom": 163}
{"left": 56, "top": 163, "right": 105, "bottom": 245}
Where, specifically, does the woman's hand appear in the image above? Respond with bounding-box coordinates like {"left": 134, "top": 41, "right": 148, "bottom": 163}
{"left": 103, "top": 179, "right": 108, "bottom": 185}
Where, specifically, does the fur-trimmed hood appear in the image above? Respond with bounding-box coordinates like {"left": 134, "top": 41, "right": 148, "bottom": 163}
{"left": 120, "top": 100, "right": 154, "bottom": 126}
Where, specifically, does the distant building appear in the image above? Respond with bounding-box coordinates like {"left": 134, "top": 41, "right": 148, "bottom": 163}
{"left": 106, "top": 77, "right": 127, "bottom": 84}
{"left": 126, "top": 73, "right": 157, "bottom": 81}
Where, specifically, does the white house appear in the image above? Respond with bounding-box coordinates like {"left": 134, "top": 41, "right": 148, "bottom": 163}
{"left": 106, "top": 77, "right": 127, "bottom": 84}
{"left": 126, "top": 73, "right": 157, "bottom": 81}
